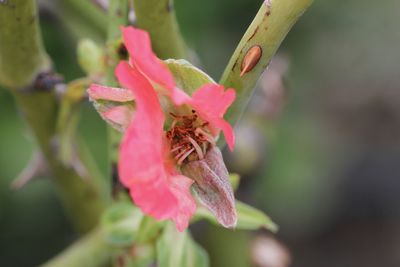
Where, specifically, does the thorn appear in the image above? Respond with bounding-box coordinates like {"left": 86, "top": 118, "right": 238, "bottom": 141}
{"left": 240, "top": 45, "right": 263, "bottom": 77}
{"left": 11, "top": 152, "right": 49, "bottom": 190}
{"left": 71, "top": 158, "right": 90, "bottom": 180}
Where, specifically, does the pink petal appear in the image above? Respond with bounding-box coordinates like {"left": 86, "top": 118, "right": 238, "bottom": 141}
{"left": 190, "top": 84, "right": 236, "bottom": 151}
{"left": 170, "top": 86, "right": 191, "bottom": 106}
{"left": 169, "top": 175, "right": 197, "bottom": 231}
{"left": 116, "top": 62, "right": 165, "bottom": 184}
{"left": 121, "top": 26, "right": 175, "bottom": 90}
{"left": 88, "top": 84, "right": 134, "bottom": 102}
{"left": 213, "top": 118, "right": 235, "bottom": 152}
{"left": 100, "top": 105, "right": 134, "bottom": 132}
{"left": 116, "top": 61, "right": 195, "bottom": 229}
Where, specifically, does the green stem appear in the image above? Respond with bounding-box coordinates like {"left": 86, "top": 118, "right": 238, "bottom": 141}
{"left": 13, "top": 92, "right": 108, "bottom": 233}
{"left": 107, "top": 0, "right": 129, "bottom": 44}
{"left": 131, "top": 0, "right": 188, "bottom": 59}
{"left": 58, "top": 0, "right": 107, "bottom": 41}
{"left": 41, "top": 228, "right": 112, "bottom": 267}
{"left": 220, "top": 0, "right": 313, "bottom": 125}
{"left": 105, "top": 0, "right": 129, "bottom": 179}
{"left": 0, "top": 0, "right": 50, "bottom": 88}
{"left": 0, "top": 0, "right": 108, "bottom": 233}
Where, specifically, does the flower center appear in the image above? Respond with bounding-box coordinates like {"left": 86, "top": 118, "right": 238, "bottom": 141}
{"left": 166, "top": 110, "right": 214, "bottom": 165}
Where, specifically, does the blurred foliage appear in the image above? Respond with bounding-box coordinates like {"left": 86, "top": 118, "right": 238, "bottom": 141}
{"left": 2, "top": 0, "right": 400, "bottom": 266}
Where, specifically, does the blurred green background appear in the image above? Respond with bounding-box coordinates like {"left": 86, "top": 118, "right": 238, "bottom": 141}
{"left": 1, "top": 0, "right": 400, "bottom": 266}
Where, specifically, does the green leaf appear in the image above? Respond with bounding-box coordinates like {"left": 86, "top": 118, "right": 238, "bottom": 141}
{"left": 235, "top": 201, "right": 278, "bottom": 231}
{"left": 195, "top": 200, "right": 278, "bottom": 232}
{"left": 165, "top": 59, "right": 215, "bottom": 95}
{"left": 157, "top": 223, "right": 209, "bottom": 267}
{"left": 230, "top": 173, "right": 240, "bottom": 192}
{"left": 136, "top": 215, "right": 165, "bottom": 243}
{"left": 101, "top": 202, "right": 143, "bottom": 247}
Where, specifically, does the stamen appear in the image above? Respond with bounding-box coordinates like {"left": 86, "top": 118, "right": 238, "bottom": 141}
{"left": 202, "top": 142, "right": 207, "bottom": 155}
{"left": 174, "top": 147, "right": 190, "bottom": 159}
{"left": 177, "top": 148, "right": 195, "bottom": 165}
{"left": 170, "top": 144, "right": 185, "bottom": 153}
{"left": 195, "top": 128, "right": 215, "bottom": 144}
{"left": 170, "top": 118, "right": 178, "bottom": 129}
{"left": 186, "top": 136, "right": 204, "bottom": 160}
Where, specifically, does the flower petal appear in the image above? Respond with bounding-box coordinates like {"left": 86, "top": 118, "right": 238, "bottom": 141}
{"left": 169, "top": 175, "right": 197, "bottom": 231}
{"left": 190, "top": 84, "right": 236, "bottom": 151}
{"left": 121, "top": 26, "right": 175, "bottom": 90}
{"left": 100, "top": 105, "right": 134, "bottom": 132}
{"left": 213, "top": 118, "right": 235, "bottom": 151}
{"left": 88, "top": 84, "right": 134, "bottom": 102}
{"left": 115, "top": 61, "right": 195, "bottom": 230}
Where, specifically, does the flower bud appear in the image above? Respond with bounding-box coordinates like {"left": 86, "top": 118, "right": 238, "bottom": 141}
{"left": 77, "top": 38, "right": 104, "bottom": 78}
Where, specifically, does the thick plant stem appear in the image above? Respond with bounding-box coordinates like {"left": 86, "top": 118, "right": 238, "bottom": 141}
{"left": 60, "top": 0, "right": 107, "bottom": 40}
{"left": 41, "top": 228, "right": 112, "bottom": 267}
{"left": 220, "top": 0, "right": 313, "bottom": 125}
{"left": 0, "top": 0, "right": 108, "bottom": 233}
{"left": 132, "top": 0, "right": 188, "bottom": 59}
{"left": 13, "top": 92, "right": 108, "bottom": 233}
{"left": 0, "top": 0, "right": 50, "bottom": 88}
{"left": 107, "top": 0, "right": 129, "bottom": 43}
{"left": 105, "top": 0, "right": 129, "bottom": 181}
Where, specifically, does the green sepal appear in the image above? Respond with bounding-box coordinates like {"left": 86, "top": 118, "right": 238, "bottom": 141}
{"left": 165, "top": 59, "right": 215, "bottom": 95}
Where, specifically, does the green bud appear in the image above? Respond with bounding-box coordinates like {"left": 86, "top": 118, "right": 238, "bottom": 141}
{"left": 77, "top": 38, "right": 105, "bottom": 78}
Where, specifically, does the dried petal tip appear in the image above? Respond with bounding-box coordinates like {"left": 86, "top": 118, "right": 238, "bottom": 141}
{"left": 182, "top": 147, "right": 237, "bottom": 228}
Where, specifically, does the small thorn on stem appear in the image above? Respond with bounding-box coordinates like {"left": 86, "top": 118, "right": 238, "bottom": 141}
{"left": 11, "top": 151, "right": 48, "bottom": 190}
{"left": 240, "top": 45, "right": 262, "bottom": 77}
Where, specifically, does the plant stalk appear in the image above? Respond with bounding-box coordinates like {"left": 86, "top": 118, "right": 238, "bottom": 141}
{"left": 0, "top": 0, "right": 108, "bottom": 233}
{"left": 0, "top": 0, "right": 50, "bottom": 88}
{"left": 131, "top": 0, "right": 188, "bottom": 59}
{"left": 41, "top": 228, "right": 112, "bottom": 267}
{"left": 220, "top": 0, "right": 314, "bottom": 125}
{"left": 104, "top": 0, "right": 129, "bottom": 185}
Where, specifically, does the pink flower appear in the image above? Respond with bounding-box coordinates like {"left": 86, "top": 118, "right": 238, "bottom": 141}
{"left": 88, "top": 26, "right": 236, "bottom": 231}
